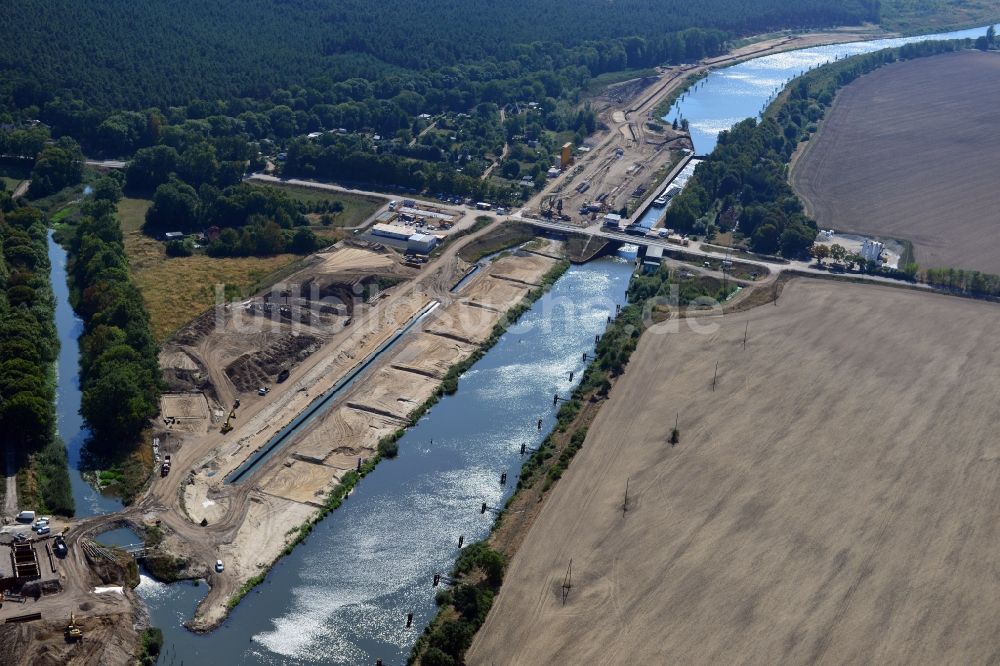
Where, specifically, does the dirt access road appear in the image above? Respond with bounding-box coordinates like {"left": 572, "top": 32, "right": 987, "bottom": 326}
{"left": 470, "top": 278, "right": 1000, "bottom": 664}
{"left": 791, "top": 50, "right": 1000, "bottom": 274}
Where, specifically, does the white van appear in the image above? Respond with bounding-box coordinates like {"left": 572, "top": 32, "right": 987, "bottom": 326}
{"left": 16, "top": 510, "right": 35, "bottom": 523}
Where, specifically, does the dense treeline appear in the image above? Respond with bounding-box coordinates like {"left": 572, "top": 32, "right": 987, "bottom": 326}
{"left": 28, "top": 137, "right": 83, "bottom": 197}
{"left": 69, "top": 197, "right": 161, "bottom": 456}
{"left": 666, "top": 37, "right": 973, "bottom": 257}
{"left": 0, "top": 205, "right": 73, "bottom": 515}
{"left": 0, "top": 1, "right": 877, "bottom": 112}
{"left": 410, "top": 542, "right": 506, "bottom": 666}
{"left": 285, "top": 132, "right": 516, "bottom": 204}
{"left": 666, "top": 117, "right": 818, "bottom": 256}
{"left": 923, "top": 267, "right": 1000, "bottom": 298}
{"left": 145, "top": 179, "right": 325, "bottom": 258}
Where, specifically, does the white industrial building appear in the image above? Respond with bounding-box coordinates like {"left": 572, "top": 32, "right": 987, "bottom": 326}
{"left": 371, "top": 223, "right": 414, "bottom": 240}
{"left": 406, "top": 233, "right": 439, "bottom": 255}
{"left": 603, "top": 213, "right": 622, "bottom": 229}
{"left": 860, "top": 238, "right": 885, "bottom": 263}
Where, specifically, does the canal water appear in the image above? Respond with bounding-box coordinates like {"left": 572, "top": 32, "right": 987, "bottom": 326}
{"left": 47, "top": 232, "right": 122, "bottom": 518}
{"left": 665, "top": 25, "right": 990, "bottom": 154}
{"left": 139, "top": 254, "right": 635, "bottom": 664}
{"left": 635, "top": 157, "right": 701, "bottom": 230}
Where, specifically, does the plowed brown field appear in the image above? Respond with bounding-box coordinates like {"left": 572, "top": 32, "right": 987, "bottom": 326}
{"left": 469, "top": 279, "right": 1000, "bottom": 664}
{"left": 791, "top": 50, "right": 1000, "bottom": 273}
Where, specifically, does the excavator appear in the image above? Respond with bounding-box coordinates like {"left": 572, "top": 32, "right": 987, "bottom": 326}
{"left": 65, "top": 613, "right": 83, "bottom": 642}
{"left": 220, "top": 399, "right": 239, "bottom": 434}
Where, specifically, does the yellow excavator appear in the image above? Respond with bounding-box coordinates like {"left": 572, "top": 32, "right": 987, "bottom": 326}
{"left": 220, "top": 408, "right": 236, "bottom": 434}
{"left": 220, "top": 399, "right": 239, "bottom": 434}
{"left": 65, "top": 612, "right": 83, "bottom": 642}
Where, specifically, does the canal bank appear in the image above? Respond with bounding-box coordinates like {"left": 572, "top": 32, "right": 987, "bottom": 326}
{"left": 137, "top": 252, "right": 635, "bottom": 664}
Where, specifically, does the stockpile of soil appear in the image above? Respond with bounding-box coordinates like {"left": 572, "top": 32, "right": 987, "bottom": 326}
{"left": 224, "top": 333, "right": 321, "bottom": 392}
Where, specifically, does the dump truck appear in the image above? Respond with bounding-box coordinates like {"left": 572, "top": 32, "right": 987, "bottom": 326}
{"left": 160, "top": 455, "right": 171, "bottom": 477}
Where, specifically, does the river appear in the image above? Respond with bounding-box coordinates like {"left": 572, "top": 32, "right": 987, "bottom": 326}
{"left": 45, "top": 20, "right": 995, "bottom": 665}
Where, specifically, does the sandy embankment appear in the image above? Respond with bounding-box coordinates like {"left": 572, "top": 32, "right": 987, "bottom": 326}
{"left": 190, "top": 251, "right": 558, "bottom": 627}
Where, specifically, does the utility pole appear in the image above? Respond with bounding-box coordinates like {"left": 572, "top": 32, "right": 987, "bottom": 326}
{"left": 561, "top": 559, "right": 573, "bottom": 605}
{"left": 623, "top": 478, "right": 628, "bottom": 516}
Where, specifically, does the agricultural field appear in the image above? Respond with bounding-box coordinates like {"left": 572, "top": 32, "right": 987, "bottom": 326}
{"left": 470, "top": 279, "right": 1000, "bottom": 664}
{"left": 790, "top": 51, "right": 1000, "bottom": 274}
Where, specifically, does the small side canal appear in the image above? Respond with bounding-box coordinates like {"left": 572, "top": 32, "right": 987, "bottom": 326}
{"left": 47, "top": 231, "right": 122, "bottom": 518}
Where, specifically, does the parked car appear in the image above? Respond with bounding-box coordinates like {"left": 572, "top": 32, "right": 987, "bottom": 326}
{"left": 36, "top": 526, "right": 51, "bottom": 535}
{"left": 32, "top": 518, "right": 50, "bottom": 531}
{"left": 215, "top": 559, "right": 225, "bottom": 573}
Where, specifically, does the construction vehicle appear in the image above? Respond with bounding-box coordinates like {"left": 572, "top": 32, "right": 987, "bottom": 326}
{"left": 53, "top": 534, "right": 68, "bottom": 557}
{"left": 65, "top": 613, "right": 83, "bottom": 642}
{"left": 160, "top": 455, "right": 171, "bottom": 477}
{"left": 220, "top": 408, "right": 236, "bottom": 434}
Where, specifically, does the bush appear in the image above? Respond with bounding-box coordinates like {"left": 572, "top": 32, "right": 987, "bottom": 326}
{"left": 422, "top": 647, "right": 457, "bottom": 666}
{"left": 377, "top": 434, "right": 400, "bottom": 458}
{"left": 138, "top": 627, "right": 163, "bottom": 665}
{"left": 165, "top": 239, "right": 193, "bottom": 257}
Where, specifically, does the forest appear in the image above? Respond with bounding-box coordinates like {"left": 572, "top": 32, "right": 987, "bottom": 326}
{"left": 0, "top": 1, "right": 885, "bottom": 222}
{"left": 0, "top": 1, "right": 878, "bottom": 111}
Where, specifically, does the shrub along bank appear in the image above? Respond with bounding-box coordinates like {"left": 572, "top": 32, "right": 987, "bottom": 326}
{"left": 0, "top": 205, "right": 73, "bottom": 515}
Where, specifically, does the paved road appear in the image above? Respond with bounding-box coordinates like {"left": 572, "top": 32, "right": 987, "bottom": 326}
{"left": 247, "top": 173, "right": 923, "bottom": 290}
{"left": 512, "top": 213, "right": 930, "bottom": 289}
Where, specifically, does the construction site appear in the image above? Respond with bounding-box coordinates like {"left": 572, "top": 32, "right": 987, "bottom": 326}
{"left": 84, "top": 205, "right": 564, "bottom": 632}
{"left": 520, "top": 30, "right": 881, "bottom": 230}
{"left": 0, "top": 523, "right": 146, "bottom": 665}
